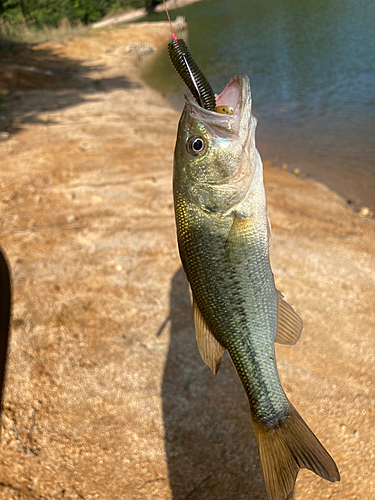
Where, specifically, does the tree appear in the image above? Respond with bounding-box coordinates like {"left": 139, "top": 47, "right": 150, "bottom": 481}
{"left": 74, "top": 0, "right": 103, "bottom": 23}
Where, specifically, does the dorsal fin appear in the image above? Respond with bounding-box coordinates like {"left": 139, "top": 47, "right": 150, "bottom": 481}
{"left": 275, "top": 291, "right": 303, "bottom": 345}
{"left": 193, "top": 299, "right": 225, "bottom": 374}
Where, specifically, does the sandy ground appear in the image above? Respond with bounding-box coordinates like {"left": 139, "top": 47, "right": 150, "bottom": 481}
{"left": 0, "top": 21, "right": 374, "bottom": 500}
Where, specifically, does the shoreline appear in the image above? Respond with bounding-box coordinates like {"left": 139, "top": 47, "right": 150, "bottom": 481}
{"left": 91, "top": 0, "right": 204, "bottom": 29}
{"left": 0, "top": 20, "right": 374, "bottom": 500}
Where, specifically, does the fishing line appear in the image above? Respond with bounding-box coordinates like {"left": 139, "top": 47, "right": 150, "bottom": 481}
{"left": 162, "top": 0, "right": 177, "bottom": 41}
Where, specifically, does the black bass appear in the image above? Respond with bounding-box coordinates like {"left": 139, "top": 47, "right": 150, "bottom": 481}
{"left": 173, "top": 73, "right": 340, "bottom": 500}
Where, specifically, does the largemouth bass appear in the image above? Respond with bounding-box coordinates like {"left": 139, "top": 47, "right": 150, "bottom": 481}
{"left": 173, "top": 73, "right": 340, "bottom": 500}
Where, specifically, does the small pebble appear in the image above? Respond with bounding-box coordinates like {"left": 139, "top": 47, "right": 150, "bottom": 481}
{"left": 116, "top": 264, "right": 123, "bottom": 272}
{"left": 281, "top": 163, "right": 288, "bottom": 170}
{"left": 359, "top": 206, "right": 371, "bottom": 217}
{"left": 293, "top": 168, "right": 300, "bottom": 176}
{"left": 0, "top": 131, "right": 10, "bottom": 140}
{"left": 67, "top": 215, "right": 77, "bottom": 223}
{"left": 151, "top": 343, "right": 167, "bottom": 349}
{"left": 78, "top": 141, "right": 93, "bottom": 152}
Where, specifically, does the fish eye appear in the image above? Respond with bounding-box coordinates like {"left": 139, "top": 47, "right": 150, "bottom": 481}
{"left": 187, "top": 136, "right": 207, "bottom": 156}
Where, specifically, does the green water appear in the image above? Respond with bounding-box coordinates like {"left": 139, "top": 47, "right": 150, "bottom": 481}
{"left": 143, "top": 0, "right": 375, "bottom": 210}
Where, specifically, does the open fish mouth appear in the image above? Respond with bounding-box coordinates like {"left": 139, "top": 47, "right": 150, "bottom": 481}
{"left": 215, "top": 74, "right": 251, "bottom": 118}
{"left": 185, "top": 73, "right": 252, "bottom": 136}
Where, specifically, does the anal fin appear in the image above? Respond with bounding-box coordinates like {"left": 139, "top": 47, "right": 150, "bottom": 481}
{"left": 275, "top": 291, "right": 303, "bottom": 345}
{"left": 193, "top": 299, "right": 225, "bottom": 374}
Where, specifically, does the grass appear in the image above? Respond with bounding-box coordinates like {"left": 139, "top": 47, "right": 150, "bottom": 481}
{"left": 0, "top": 18, "right": 91, "bottom": 45}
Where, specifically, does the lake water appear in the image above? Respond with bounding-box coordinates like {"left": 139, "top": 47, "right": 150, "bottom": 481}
{"left": 142, "top": 0, "right": 375, "bottom": 211}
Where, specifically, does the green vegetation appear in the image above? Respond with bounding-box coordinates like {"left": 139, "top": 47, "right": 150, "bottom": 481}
{"left": 0, "top": 0, "right": 163, "bottom": 30}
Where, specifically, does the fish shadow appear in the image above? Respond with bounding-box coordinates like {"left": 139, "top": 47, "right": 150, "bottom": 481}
{"left": 161, "top": 268, "right": 268, "bottom": 500}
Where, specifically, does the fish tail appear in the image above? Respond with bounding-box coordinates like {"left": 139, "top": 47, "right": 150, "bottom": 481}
{"left": 251, "top": 402, "right": 340, "bottom": 500}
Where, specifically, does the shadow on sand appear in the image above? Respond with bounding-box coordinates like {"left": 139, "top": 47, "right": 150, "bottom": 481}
{"left": 0, "top": 38, "right": 140, "bottom": 135}
{"left": 0, "top": 246, "right": 11, "bottom": 435}
{"left": 161, "top": 268, "right": 268, "bottom": 500}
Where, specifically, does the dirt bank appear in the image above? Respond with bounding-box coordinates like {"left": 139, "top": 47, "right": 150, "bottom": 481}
{"left": 0, "top": 21, "right": 374, "bottom": 500}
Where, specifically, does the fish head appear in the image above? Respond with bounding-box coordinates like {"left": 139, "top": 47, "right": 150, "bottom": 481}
{"left": 174, "top": 73, "right": 261, "bottom": 216}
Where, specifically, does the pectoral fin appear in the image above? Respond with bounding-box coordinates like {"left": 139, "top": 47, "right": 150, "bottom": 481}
{"left": 275, "top": 291, "right": 303, "bottom": 345}
{"left": 193, "top": 299, "right": 225, "bottom": 374}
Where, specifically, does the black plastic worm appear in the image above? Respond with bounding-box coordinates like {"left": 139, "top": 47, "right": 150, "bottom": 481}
{"left": 168, "top": 38, "right": 216, "bottom": 111}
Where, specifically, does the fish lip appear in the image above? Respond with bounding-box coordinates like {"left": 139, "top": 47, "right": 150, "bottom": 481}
{"left": 184, "top": 73, "right": 251, "bottom": 134}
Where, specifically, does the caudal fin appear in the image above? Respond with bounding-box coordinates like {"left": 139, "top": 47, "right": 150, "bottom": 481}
{"left": 252, "top": 403, "right": 340, "bottom": 500}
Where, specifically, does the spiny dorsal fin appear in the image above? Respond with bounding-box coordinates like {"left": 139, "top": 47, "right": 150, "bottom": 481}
{"left": 275, "top": 291, "right": 303, "bottom": 345}
{"left": 193, "top": 299, "right": 225, "bottom": 374}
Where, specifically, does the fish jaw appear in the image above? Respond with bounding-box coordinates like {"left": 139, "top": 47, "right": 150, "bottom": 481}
{"left": 174, "top": 74, "right": 260, "bottom": 217}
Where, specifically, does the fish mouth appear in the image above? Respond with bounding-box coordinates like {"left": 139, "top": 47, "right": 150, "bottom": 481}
{"left": 185, "top": 73, "right": 252, "bottom": 135}
{"left": 215, "top": 73, "right": 251, "bottom": 117}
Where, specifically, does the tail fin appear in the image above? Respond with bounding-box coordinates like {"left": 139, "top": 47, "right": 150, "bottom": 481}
{"left": 252, "top": 403, "right": 340, "bottom": 500}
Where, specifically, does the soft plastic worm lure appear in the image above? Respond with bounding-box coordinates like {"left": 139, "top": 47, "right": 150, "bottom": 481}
{"left": 162, "top": 0, "right": 233, "bottom": 115}
{"left": 168, "top": 38, "right": 216, "bottom": 111}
